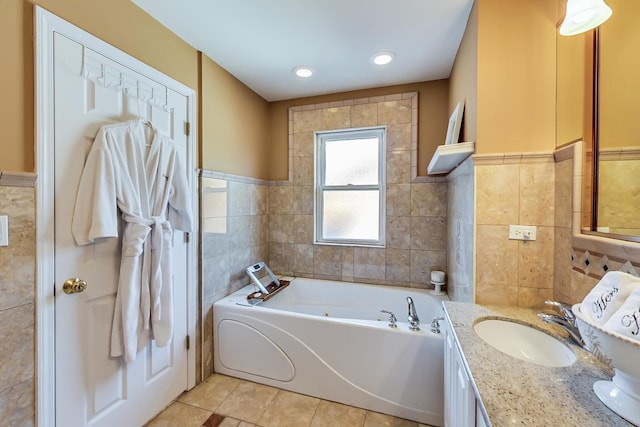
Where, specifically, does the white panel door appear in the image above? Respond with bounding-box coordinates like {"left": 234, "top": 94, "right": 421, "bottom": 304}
{"left": 53, "top": 32, "right": 191, "bottom": 427}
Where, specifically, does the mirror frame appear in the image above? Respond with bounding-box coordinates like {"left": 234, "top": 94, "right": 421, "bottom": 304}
{"left": 584, "top": 28, "right": 640, "bottom": 243}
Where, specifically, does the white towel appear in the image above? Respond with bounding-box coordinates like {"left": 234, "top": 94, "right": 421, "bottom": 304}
{"left": 602, "top": 287, "right": 640, "bottom": 342}
{"left": 580, "top": 271, "right": 640, "bottom": 325}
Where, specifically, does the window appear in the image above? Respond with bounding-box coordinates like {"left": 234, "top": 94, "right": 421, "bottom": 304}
{"left": 315, "top": 127, "right": 386, "bottom": 246}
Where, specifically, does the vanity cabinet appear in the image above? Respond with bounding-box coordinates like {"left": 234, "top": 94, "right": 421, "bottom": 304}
{"left": 444, "top": 320, "right": 488, "bottom": 427}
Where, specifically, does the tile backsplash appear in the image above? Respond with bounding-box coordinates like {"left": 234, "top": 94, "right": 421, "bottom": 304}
{"left": 0, "top": 180, "right": 36, "bottom": 426}
{"left": 446, "top": 156, "right": 474, "bottom": 303}
{"left": 272, "top": 92, "right": 447, "bottom": 284}
{"left": 473, "top": 153, "right": 556, "bottom": 308}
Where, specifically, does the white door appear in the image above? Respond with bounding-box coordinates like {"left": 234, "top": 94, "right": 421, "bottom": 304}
{"left": 51, "top": 31, "right": 193, "bottom": 427}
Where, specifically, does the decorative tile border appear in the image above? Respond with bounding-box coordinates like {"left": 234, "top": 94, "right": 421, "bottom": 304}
{"left": 571, "top": 247, "right": 640, "bottom": 279}
{"left": 599, "top": 147, "right": 640, "bottom": 161}
{"left": 199, "top": 169, "right": 271, "bottom": 186}
{"left": 472, "top": 152, "right": 554, "bottom": 166}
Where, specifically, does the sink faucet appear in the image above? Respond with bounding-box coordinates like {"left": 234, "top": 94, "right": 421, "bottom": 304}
{"left": 407, "top": 297, "right": 420, "bottom": 331}
{"left": 537, "top": 300, "right": 584, "bottom": 347}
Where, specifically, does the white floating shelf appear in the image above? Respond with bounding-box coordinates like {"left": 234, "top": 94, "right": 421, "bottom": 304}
{"left": 427, "top": 141, "right": 475, "bottom": 175}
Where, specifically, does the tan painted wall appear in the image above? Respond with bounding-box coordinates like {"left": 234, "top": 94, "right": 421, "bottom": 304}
{"left": 449, "top": 1, "right": 478, "bottom": 143}
{"left": 598, "top": 0, "right": 640, "bottom": 150}
{"left": 3, "top": 0, "right": 272, "bottom": 178}
{"left": 268, "top": 81, "right": 449, "bottom": 181}
{"left": 476, "top": 0, "right": 557, "bottom": 154}
{"left": 5, "top": 0, "right": 567, "bottom": 171}
{"left": 200, "top": 55, "right": 271, "bottom": 179}
{"left": 556, "top": 31, "right": 588, "bottom": 146}
{"left": 2, "top": 0, "right": 198, "bottom": 172}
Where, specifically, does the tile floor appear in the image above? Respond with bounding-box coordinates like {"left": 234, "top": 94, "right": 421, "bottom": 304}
{"left": 147, "top": 374, "right": 436, "bottom": 427}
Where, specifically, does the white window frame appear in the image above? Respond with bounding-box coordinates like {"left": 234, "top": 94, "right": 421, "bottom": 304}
{"left": 314, "top": 126, "right": 386, "bottom": 247}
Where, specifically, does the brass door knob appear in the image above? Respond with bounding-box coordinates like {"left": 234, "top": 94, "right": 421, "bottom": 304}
{"left": 63, "top": 278, "right": 87, "bottom": 294}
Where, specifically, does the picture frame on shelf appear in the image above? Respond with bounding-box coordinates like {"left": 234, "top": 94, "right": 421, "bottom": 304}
{"left": 444, "top": 101, "right": 464, "bottom": 145}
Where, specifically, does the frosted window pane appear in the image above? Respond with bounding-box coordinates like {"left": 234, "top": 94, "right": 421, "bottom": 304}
{"left": 322, "top": 191, "right": 379, "bottom": 240}
{"left": 325, "top": 138, "right": 378, "bottom": 185}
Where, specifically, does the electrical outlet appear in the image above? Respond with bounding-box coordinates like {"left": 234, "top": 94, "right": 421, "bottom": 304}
{"left": 508, "top": 224, "right": 536, "bottom": 241}
{"left": 0, "top": 215, "right": 7, "bottom": 246}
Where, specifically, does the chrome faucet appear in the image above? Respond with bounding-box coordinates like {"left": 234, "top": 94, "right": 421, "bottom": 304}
{"left": 537, "top": 300, "right": 584, "bottom": 347}
{"left": 430, "top": 316, "right": 445, "bottom": 334}
{"left": 407, "top": 297, "right": 420, "bottom": 331}
{"left": 380, "top": 310, "right": 398, "bottom": 328}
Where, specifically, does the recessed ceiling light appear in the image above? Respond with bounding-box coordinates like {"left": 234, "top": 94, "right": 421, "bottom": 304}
{"left": 371, "top": 52, "right": 396, "bottom": 66}
{"left": 293, "top": 66, "right": 314, "bottom": 78}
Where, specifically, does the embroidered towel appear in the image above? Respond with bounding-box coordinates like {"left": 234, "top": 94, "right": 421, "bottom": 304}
{"left": 580, "top": 270, "right": 640, "bottom": 325}
{"left": 602, "top": 287, "right": 640, "bottom": 341}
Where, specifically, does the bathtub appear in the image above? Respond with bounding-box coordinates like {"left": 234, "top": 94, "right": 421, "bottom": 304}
{"left": 213, "top": 277, "right": 448, "bottom": 426}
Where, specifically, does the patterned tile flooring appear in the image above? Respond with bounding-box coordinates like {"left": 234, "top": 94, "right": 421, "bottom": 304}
{"left": 146, "top": 374, "right": 435, "bottom": 427}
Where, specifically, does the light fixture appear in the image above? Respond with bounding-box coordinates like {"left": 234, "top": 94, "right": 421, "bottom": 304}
{"left": 371, "top": 52, "right": 396, "bottom": 66}
{"left": 559, "top": 0, "right": 612, "bottom": 36}
{"left": 293, "top": 66, "right": 314, "bottom": 78}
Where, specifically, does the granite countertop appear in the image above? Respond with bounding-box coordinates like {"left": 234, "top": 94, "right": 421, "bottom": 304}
{"left": 442, "top": 301, "right": 634, "bottom": 427}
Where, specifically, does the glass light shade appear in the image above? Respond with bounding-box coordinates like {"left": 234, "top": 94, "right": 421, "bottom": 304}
{"left": 559, "top": 0, "right": 612, "bottom": 36}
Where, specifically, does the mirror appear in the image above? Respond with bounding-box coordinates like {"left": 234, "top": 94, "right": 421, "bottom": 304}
{"left": 557, "top": 0, "right": 640, "bottom": 242}
{"left": 556, "top": 24, "right": 595, "bottom": 233}
{"left": 594, "top": 0, "right": 640, "bottom": 240}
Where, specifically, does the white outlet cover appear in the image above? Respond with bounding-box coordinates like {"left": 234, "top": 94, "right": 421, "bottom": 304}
{"left": 508, "top": 224, "right": 537, "bottom": 241}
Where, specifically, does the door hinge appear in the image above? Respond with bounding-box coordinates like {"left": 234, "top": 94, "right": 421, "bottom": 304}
{"left": 186, "top": 335, "right": 191, "bottom": 350}
{"left": 185, "top": 121, "right": 191, "bottom": 136}
{"left": 184, "top": 232, "right": 190, "bottom": 243}
{"left": 53, "top": 284, "right": 56, "bottom": 297}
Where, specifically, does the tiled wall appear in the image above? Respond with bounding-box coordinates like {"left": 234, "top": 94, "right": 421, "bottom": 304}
{"left": 0, "top": 180, "right": 36, "bottom": 426}
{"left": 200, "top": 92, "right": 450, "bottom": 376}
{"left": 553, "top": 146, "right": 574, "bottom": 304}
{"left": 446, "top": 156, "right": 474, "bottom": 303}
{"left": 473, "top": 153, "right": 556, "bottom": 307}
{"left": 557, "top": 142, "right": 640, "bottom": 304}
{"left": 200, "top": 174, "right": 270, "bottom": 377}
{"left": 267, "top": 93, "right": 448, "bottom": 286}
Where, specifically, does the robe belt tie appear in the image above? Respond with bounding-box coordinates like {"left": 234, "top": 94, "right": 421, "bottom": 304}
{"left": 122, "top": 214, "right": 172, "bottom": 330}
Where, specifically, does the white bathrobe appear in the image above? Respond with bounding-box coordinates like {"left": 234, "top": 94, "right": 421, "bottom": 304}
{"left": 72, "top": 120, "right": 192, "bottom": 362}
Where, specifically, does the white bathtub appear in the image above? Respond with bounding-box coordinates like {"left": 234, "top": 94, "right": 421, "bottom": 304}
{"left": 213, "top": 277, "right": 448, "bottom": 426}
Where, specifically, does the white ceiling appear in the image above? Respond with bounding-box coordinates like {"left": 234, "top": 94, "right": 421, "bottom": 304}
{"left": 131, "top": 0, "right": 474, "bottom": 102}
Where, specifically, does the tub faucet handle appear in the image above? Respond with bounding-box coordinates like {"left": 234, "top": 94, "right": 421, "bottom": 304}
{"left": 430, "top": 316, "right": 445, "bottom": 334}
{"left": 380, "top": 310, "right": 397, "bottom": 328}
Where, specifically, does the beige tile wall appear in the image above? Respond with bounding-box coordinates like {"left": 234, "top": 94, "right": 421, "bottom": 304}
{"left": 200, "top": 93, "right": 450, "bottom": 375}
{"left": 446, "top": 156, "right": 474, "bottom": 302}
{"left": 553, "top": 150, "right": 574, "bottom": 304}
{"left": 200, "top": 173, "right": 270, "bottom": 377}
{"left": 268, "top": 93, "right": 448, "bottom": 287}
{"left": 557, "top": 142, "right": 640, "bottom": 304}
{"left": 473, "top": 153, "right": 556, "bottom": 307}
{"left": 0, "top": 183, "right": 36, "bottom": 426}
{"left": 432, "top": 137, "right": 640, "bottom": 313}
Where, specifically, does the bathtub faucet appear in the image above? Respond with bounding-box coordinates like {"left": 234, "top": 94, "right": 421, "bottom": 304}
{"left": 406, "top": 297, "right": 420, "bottom": 331}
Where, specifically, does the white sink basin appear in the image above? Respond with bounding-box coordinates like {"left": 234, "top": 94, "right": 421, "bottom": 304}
{"left": 474, "top": 319, "right": 576, "bottom": 367}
